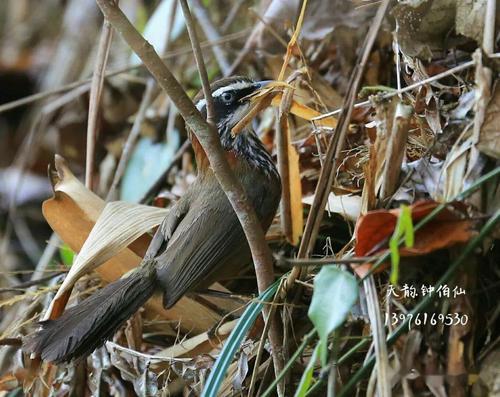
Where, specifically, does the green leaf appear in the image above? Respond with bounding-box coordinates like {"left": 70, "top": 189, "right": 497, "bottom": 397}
{"left": 308, "top": 267, "right": 358, "bottom": 366}
{"left": 121, "top": 135, "right": 180, "bottom": 202}
{"left": 201, "top": 279, "right": 281, "bottom": 397}
{"left": 389, "top": 205, "right": 414, "bottom": 284}
{"left": 59, "top": 244, "right": 75, "bottom": 267}
{"left": 402, "top": 207, "right": 414, "bottom": 248}
{"left": 294, "top": 342, "right": 320, "bottom": 397}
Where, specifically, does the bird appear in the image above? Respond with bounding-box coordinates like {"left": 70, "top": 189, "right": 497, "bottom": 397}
{"left": 24, "top": 76, "right": 281, "bottom": 363}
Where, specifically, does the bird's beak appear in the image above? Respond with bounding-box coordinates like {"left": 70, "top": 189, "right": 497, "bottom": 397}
{"left": 254, "top": 80, "right": 273, "bottom": 90}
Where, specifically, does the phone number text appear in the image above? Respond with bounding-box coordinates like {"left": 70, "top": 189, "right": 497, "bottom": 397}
{"left": 385, "top": 312, "right": 468, "bottom": 330}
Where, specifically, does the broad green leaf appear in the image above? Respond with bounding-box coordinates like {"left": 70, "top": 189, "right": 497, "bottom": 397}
{"left": 308, "top": 267, "right": 358, "bottom": 366}
{"left": 294, "top": 342, "right": 320, "bottom": 397}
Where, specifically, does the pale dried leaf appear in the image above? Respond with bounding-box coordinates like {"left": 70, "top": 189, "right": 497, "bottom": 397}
{"left": 45, "top": 200, "right": 168, "bottom": 320}
{"left": 303, "top": 193, "right": 361, "bottom": 222}
{"left": 477, "top": 82, "right": 500, "bottom": 159}
{"left": 271, "top": 93, "right": 337, "bottom": 128}
{"left": 159, "top": 319, "right": 237, "bottom": 359}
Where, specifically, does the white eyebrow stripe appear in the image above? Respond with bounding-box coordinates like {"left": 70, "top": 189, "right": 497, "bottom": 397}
{"left": 194, "top": 80, "right": 254, "bottom": 110}
{"left": 212, "top": 81, "right": 254, "bottom": 97}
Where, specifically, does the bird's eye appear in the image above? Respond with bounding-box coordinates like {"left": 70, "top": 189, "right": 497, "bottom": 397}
{"left": 221, "top": 92, "right": 234, "bottom": 104}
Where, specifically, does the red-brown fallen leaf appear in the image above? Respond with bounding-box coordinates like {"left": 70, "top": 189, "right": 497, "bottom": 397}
{"left": 353, "top": 201, "right": 473, "bottom": 277}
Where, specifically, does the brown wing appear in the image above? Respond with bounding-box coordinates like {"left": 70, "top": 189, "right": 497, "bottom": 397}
{"left": 147, "top": 181, "right": 249, "bottom": 308}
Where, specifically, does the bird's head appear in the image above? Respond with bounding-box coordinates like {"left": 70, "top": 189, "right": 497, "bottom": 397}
{"left": 191, "top": 76, "right": 278, "bottom": 179}
{"left": 193, "top": 76, "right": 269, "bottom": 136}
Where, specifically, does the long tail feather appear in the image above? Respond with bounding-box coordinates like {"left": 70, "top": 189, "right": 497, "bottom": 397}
{"left": 24, "top": 265, "right": 157, "bottom": 363}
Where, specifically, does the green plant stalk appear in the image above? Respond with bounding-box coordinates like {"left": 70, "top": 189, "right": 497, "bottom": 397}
{"left": 266, "top": 334, "right": 372, "bottom": 397}
{"left": 389, "top": 204, "right": 414, "bottom": 284}
{"left": 294, "top": 342, "right": 321, "bottom": 397}
{"left": 201, "top": 279, "right": 281, "bottom": 397}
{"left": 261, "top": 329, "right": 317, "bottom": 397}
{"left": 304, "top": 337, "right": 372, "bottom": 396}
{"left": 337, "top": 210, "right": 500, "bottom": 396}
{"left": 327, "top": 330, "right": 340, "bottom": 397}
{"left": 362, "top": 166, "right": 500, "bottom": 281}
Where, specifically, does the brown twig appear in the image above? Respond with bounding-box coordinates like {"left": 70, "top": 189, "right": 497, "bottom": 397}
{"left": 276, "top": 255, "right": 379, "bottom": 267}
{"left": 276, "top": 83, "right": 296, "bottom": 243}
{"left": 94, "top": 0, "right": 283, "bottom": 388}
{"left": 379, "top": 102, "right": 413, "bottom": 200}
{"left": 0, "top": 272, "right": 63, "bottom": 293}
{"left": 85, "top": 18, "right": 113, "bottom": 190}
{"left": 180, "top": 0, "right": 216, "bottom": 126}
{"left": 314, "top": 60, "right": 476, "bottom": 121}
{"left": 248, "top": 8, "right": 289, "bottom": 49}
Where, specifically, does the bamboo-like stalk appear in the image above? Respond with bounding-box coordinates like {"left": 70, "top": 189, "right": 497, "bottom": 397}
{"left": 85, "top": 19, "right": 113, "bottom": 190}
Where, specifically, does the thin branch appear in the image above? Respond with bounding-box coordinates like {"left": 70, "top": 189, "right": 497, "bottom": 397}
{"left": 276, "top": 84, "right": 296, "bottom": 243}
{"left": 248, "top": 8, "right": 289, "bottom": 49}
{"left": 314, "top": 60, "right": 476, "bottom": 120}
{"left": 0, "top": 272, "right": 63, "bottom": 293}
{"left": 276, "top": 255, "right": 379, "bottom": 267}
{"left": 180, "top": 0, "right": 216, "bottom": 126}
{"left": 85, "top": 19, "right": 113, "bottom": 189}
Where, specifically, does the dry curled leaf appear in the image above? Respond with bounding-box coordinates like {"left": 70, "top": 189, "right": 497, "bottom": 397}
{"left": 42, "top": 155, "right": 228, "bottom": 333}
{"left": 353, "top": 201, "right": 474, "bottom": 277}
